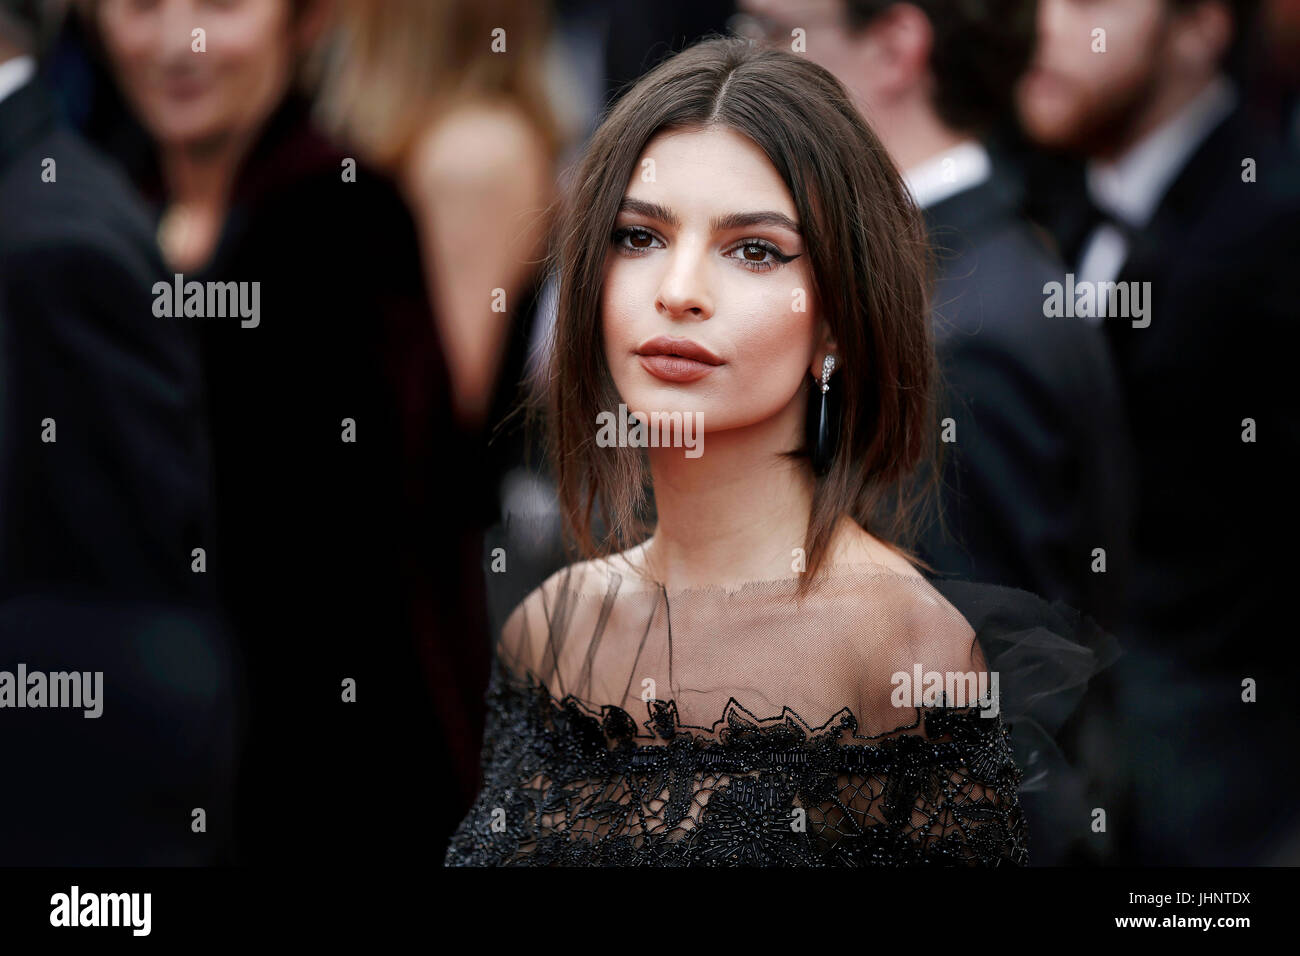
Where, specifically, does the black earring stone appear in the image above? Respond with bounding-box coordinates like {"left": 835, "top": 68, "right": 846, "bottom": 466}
{"left": 812, "top": 372, "right": 839, "bottom": 475}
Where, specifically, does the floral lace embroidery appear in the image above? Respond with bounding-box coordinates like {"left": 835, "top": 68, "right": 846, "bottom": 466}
{"left": 445, "top": 660, "right": 1028, "bottom": 866}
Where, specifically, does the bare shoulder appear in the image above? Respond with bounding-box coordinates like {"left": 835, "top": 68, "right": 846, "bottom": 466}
{"left": 406, "top": 100, "right": 550, "bottom": 192}
{"left": 828, "top": 520, "right": 981, "bottom": 673}
{"left": 829, "top": 518, "right": 925, "bottom": 580}
{"left": 499, "top": 561, "right": 573, "bottom": 668}
{"left": 499, "top": 554, "right": 636, "bottom": 655}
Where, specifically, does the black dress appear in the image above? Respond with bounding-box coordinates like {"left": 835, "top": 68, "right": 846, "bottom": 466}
{"left": 445, "top": 553, "right": 1115, "bottom": 866}
{"left": 188, "top": 96, "right": 491, "bottom": 863}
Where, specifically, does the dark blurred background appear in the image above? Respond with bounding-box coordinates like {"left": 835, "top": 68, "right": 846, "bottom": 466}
{"left": 1, "top": 0, "right": 1297, "bottom": 866}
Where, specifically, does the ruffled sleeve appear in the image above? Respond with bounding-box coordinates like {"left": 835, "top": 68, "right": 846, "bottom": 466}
{"left": 927, "top": 577, "right": 1123, "bottom": 863}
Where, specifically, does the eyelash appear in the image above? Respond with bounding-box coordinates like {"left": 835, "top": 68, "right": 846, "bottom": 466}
{"left": 610, "top": 226, "right": 798, "bottom": 273}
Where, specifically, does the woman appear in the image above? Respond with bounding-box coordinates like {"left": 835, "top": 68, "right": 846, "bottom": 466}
{"left": 315, "top": 0, "right": 561, "bottom": 434}
{"left": 314, "top": 0, "right": 564, "bottom": 564}
{"left": 84, "top": 0, "right": 488, "bottom": 863}
{"left": 445, "top": 36, "right": 1109, "bottom": 867}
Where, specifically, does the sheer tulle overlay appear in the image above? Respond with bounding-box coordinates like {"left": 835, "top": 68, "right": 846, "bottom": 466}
{"left": 444, "top": 551, "right": 1115, "bottom": 867}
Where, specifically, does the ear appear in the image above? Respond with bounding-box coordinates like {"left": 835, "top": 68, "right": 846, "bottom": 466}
{"left": 1170, "top": 0, "right": 1233, "bottom": 73}
{"left": 810, "top": 320, "right": 838, "bottom": 382}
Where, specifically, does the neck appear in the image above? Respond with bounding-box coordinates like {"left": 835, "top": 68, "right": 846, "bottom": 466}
{"left": 639, "top": 392, "right": 817, "bottom": 590}
{"left": 159, "top": 127, "right": 258, "bottom": 211}
{"left": 858, "top": 90, "right": 967, "bottom": 173}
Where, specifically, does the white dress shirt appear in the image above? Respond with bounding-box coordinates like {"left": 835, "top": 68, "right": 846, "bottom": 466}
{"left": 1076, "top": 75, "right": 1238, "bottom": 298}
{"left": 0, "top": 54, "right": 35, "bottom": 107}
{"left": 903, "top": 139, "right": 992, "bottom": 211}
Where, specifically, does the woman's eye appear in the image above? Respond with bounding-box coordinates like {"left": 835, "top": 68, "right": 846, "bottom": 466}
{"left": 728, "top": 240, "right": 795, "bottom": 273}
{"left": 737, "top": 243, "right": 773, "bottom": 268}
{"left": 612, "top": 228, "right": 797, "bottom": 274}
{"left": 612, "top": 227, "right": 659, "bottom": 252}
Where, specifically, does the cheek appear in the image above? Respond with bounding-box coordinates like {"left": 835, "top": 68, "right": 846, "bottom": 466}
{"left": 602, "top": 253, "right": 672, "bottom": 384}
{"left": 723, "top": 287, "right": 818, "bottom": 416}
{"left": 732, "top": 283, "right": 815, "bottom": 372}
{"left": 600, "top": 255, "right": 637, "bottom": 359}
{"left": 98, "top": 13, "right": 154, "bottom": 80}
{"left": 599, "top": 270, "right": 625, "bottom": 388}
{"left": 215, "top": 18, "right": 294, "bottom": 95}
{"left": 1101, "top": 41, "right": 1158, "bottom": 98}
{"left": 1054, "top": 7, "right": 1158, "bottom": 91}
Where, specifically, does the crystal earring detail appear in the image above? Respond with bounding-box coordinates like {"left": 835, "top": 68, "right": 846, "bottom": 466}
{"left": 813, "top": 354, "right": 838, "bottom": 475}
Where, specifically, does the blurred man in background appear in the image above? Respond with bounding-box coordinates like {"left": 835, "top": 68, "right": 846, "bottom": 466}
{"left": 737, "top": 0, "right": 1137, "bottom": 863}
{"left": 73, "top": 0, "right": 482, "bottom": 863}
{"left": 740, "top": 0, "right": 1135, "bottom": 631}
{"left": 1018, "top": 0, "right": 1300, "bottom": 863}
{"left": 0, "top": 0, "right": 233, "bottom": 863}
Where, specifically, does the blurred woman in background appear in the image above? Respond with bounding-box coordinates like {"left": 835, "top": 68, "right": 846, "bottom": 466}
{"left": 81, "top": 0, "right": 488, "bottom": 862}
{"left": 317, "top": 0, "right": 561, "bottom": 452}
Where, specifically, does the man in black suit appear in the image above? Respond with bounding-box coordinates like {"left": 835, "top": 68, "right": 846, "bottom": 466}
{"left": 740, "top": 0, "right": 1136, "bottom": 864}
{"left": 0, "top": 2, "right": 233, "bottom": 863}
{"left": 743, "top": 0, "right": 1135, "bottom": 631}
{"left": 1018, "top": 0, "right": 1300, "bottom": 863}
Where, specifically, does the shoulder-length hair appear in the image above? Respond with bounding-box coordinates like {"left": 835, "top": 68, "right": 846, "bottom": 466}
{"left": 546, "top": 34, "right": 937, "bottom": 595}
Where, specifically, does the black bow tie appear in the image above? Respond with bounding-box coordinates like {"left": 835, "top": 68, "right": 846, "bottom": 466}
{"left": 1060, "top": 195, "right": 1135, "bottom": 270}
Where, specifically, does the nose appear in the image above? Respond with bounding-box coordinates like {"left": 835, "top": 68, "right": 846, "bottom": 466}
{"left": 1036, "top": 0, "right": 1066, "bottom": 52}
{"left": 159, "top": 0, "right": 202, "bottom": 65}
{"left": 655, "top": 238, "right": 714, "bottom": 322}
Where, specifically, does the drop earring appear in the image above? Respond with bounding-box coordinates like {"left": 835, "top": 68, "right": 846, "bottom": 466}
{"left": 813, "top": 353, "right": 839, "bottom": 475}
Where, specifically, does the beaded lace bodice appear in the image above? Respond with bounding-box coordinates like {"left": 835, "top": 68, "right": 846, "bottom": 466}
{"left": 445, "top": 560, "right": 1029, "bottom": 866}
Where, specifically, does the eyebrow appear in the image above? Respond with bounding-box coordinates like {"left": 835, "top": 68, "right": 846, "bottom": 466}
{"left": 617, "top": 197, "right": 801, "bottom": 235}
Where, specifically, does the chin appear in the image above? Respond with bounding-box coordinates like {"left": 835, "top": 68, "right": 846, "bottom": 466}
{"left": 1018, "top": 81, "right": 1085, "bottom": 147}
{"left": 148, "top": 109, "right": 225, "bottom": 148}
{"left": 616, "top": 383, "right": 712, "bottom": 418}
{"left": 1019, "top": 104, "right": 1088, "bottom": 151}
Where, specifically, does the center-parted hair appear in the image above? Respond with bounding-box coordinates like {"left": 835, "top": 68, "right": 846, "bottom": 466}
{"left": 544, "top": 34, "right": 937, "bottom": 594}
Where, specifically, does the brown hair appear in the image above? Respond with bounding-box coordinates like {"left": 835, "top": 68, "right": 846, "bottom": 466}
{"left": 544, "top": 34, "right": 938, "bottom": 596}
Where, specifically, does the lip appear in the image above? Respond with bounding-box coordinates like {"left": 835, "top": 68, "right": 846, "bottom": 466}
{"left": 634, "top": 336, "right": 724, "bottom": 384}
{"left": 162, "top": 78, "right": 208, "bottom": 102}
{"left": 1020, "top": 67, "right": 1067, "bottom": 95}
{"left": 635, "top": 335, "right": 723, "bottom": 364}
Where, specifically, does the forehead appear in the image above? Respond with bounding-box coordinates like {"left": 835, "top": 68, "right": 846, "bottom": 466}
{"left": 624, "top": 126, "right": 796, "bottom": 216}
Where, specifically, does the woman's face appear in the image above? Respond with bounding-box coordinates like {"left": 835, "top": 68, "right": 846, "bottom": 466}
{"left": 97, "top": 0, "right": 297, "bottom": 149}
{"left": 602, "top": 126, "right": 826, "bottom": 439}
